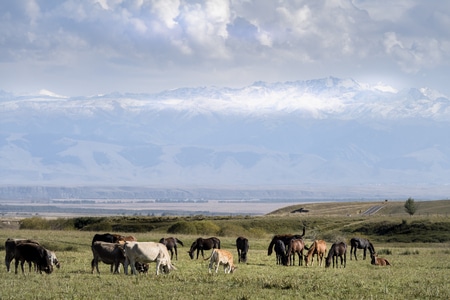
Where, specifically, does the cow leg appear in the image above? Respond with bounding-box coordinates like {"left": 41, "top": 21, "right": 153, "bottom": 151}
{"left": 15, "top": 259, "right": 19, "bottom": 274}
{"left": 5, "top": 253, "right": 14, "bottom": 272}
{"left": 130, "top": 260, "right": 138, "bottom": 275}
{"left": 155, "top": 260, "right": 161, "bottom": 275}
{"left": 215, "top": 261, "right": 220, "bottom": 273}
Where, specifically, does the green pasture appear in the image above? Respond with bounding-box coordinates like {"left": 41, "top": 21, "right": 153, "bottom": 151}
{"left": 1, "top": 229, "right": 449, "bottom": 300}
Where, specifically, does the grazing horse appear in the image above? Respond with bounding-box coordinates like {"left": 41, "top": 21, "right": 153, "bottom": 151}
{"left": 371, "top": 253, "right": 391, "bottom": 266}
{"left": 325, "top": 242, "right": 347, "bottom": 268}
{"left": 350, "top": 237, "right": 375, "bottom": 260}
{"left": 236, "top": 237, "right": 249, "bottom": 263}
{"left": 274, "top": 240, "right": 288, "bottom": 266}
{"left": 188, "top": 237, "right": 221, "bottom": 259}
{"left": 304, "top": 240, "right": 327, "bottom": 267}
{"left": 159, "top": 237, "right": 184, "bottom": 260}
{"left": 267, "top": 227, "right": 306, "bottom": 256}
{"left": 286, "top": 238, "right": 307, "bottom": 266}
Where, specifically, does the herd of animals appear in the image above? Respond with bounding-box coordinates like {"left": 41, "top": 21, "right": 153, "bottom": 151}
{"left": 4, "top": 228, "right": 391, "bottom": 276}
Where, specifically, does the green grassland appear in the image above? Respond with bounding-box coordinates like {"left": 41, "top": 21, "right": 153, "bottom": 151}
{"left": 1, "top": 200, "right": 450, "bottom": 299}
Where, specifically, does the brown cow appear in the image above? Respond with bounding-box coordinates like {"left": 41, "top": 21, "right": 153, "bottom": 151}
{"left": 371, "top": 253, "right": 391, "bottom": 266}
{"left": 5, "top": 238, "right": 40, "bottom": 272}
{"left": 14, "top": 243, "right": 53, "bottom": 274}
{"left": 91, "top": 241, "right": 126, "bottom": 274}
{"left": 304, "top": 240, "right": 327, "bottom": 267}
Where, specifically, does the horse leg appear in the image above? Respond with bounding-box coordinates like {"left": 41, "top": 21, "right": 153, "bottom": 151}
{"left": 363, "top": 248, "right": 366, "bottom": 260}
{"left": 174, "top": 246, "right": 178, "bottom": 261}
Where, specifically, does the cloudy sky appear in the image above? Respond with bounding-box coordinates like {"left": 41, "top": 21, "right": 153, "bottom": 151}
{"left": 1, "top": 0, "right": 449, "bottom": 96}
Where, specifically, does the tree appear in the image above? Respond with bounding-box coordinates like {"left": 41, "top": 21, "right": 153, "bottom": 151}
{"left": 404, "top": 197, "right": 417, "bottom": 216}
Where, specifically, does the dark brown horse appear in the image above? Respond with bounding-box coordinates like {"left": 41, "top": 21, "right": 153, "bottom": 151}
{"left": 267, "top": 227, "right": 306, "bottom": 256}
{"left": 325, "top": 242, "right": 347, "bottom": 268}
{"left": 350, "top": 237, "right": 375, "bottom": 260}
{"left": 188, "top": 237, "right": 221, "bottom": 259}
{"left": 236, "top": 237, "right": 249, "bottom": 263}
{"left": 159, "top": 237, "right": 184, "bottom": 260}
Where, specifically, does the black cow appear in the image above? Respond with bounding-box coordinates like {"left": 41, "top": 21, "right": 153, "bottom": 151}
{"left": 91, "top": 241, "right": 126, "bottom": 274}
{"left": 91, "top": 233, "right": 123, "bottom": 245}
{"left": 236, "top": 237, "right": 249, "bottom": 263}
{"left": 5, "top": 238, "right": 40, "bottom": 272}
{"left": 159, "top": 237, "right": 184, "bottom": 260}
{"left": 14, "top": 243, "right": 53, "bottom": 274}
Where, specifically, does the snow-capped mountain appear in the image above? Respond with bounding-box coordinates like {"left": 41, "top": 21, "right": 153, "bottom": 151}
{"left": 1, "top": 77, "right": 450, "bottom": 199}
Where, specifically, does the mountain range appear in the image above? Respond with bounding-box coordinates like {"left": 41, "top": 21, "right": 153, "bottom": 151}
{"left": 1, "top": 77, "right": 450, "bottom": 200}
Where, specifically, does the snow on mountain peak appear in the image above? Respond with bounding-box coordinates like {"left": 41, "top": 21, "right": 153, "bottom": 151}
{"left": 39, "top": 89, "right": 68, "bottom": 99}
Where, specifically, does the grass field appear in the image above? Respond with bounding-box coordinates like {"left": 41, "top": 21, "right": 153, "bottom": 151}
{"left": 1, "top": 228, "right": 449, "bottom": 300}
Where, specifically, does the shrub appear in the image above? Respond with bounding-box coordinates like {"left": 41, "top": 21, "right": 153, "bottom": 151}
{"left": 20, "top": 217, "right": 50, "bottom": 230}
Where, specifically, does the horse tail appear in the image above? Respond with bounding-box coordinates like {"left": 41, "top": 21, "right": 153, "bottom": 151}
{"left": 267, "top": 237, "right": 276, "bottom": 256}
{"left": 176, "top": 238, "right": 184, "bottom": 247}
{"left": 300, "top": 226, "right": 306, "bottom": 238}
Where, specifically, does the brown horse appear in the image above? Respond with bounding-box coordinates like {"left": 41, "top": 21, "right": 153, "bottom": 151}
{"left": 267, "top": 227, "right": 306, "bottom": 256}
{"left": 325, "top": 242, "right": 347, "bottom": 268}
{"left": 304, "top": 240, "right": 327, "bottom": 267}
{"left": 286, "top": 238, "right": 307, "bottom": 266}
{"left": 159, "top": 237, "right": 184, "bottom": 260}
{"left": 188, "top": 237, "right": 221, "bottom": 259}
{"left": 371, "top": 253, "right": 391, "bottom": 266}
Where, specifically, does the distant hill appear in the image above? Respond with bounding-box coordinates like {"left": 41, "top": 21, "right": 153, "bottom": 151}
{"left": 268, "top": 199, "right": 450, "bottom": 217}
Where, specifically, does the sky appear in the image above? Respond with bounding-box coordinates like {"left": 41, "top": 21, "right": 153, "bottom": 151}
{"left": 1, "top": 0, "right": 449, "bottom": 97}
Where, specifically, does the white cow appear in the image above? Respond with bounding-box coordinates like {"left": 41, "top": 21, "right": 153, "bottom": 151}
{"left": 205, "top": 249, "right": 237, "bottom": 274}
{"left": 123, "top": 242, "right": 176, "bottom": 275}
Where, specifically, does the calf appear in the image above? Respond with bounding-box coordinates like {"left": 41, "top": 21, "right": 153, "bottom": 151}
{"left": 49, "top": 251, "right": 61, "bottom": 270}
{"left": 91, "top": 241, "right": 126, "bottom": 274}
{"left": 5, "top": 238, "right": 40, "bottom": 272}
{"left": 205, "top": 249, "right": 237, "bottom": 274}
{"left": 14, "top": 243, "right": 53, "bottom": 274}
{"left": 371, "top": 253, "right": 391, "bottom": 266}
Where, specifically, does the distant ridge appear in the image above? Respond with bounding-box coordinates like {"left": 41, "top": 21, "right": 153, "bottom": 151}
{"left": 1, "top": 77, "right": 450, "bottom": 200}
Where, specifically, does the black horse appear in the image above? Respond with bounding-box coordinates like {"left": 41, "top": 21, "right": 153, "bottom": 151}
{"left": 350, "top": 237, "right": 375, "bottom": 260}
{"left": 236, "top": 237, "right": 249, "bottom": 263}
{"left": 188, "top": 237, "right": 221, "bottom": 259}
{"left": 267, "top": 227, "right": 306, "bottom": 256}
{"left": 325, "top": 242, "right": 347, "bottom": 268}
{"left": 159, "top": 237, "right": 184, "bottom": 260}
{"left": 274, "top": 240, "right": 288, "bottom": 265}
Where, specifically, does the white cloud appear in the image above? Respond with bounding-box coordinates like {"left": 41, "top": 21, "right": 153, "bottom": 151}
{"left": 0, "top": 0, "right": 449, "bottom": 95}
